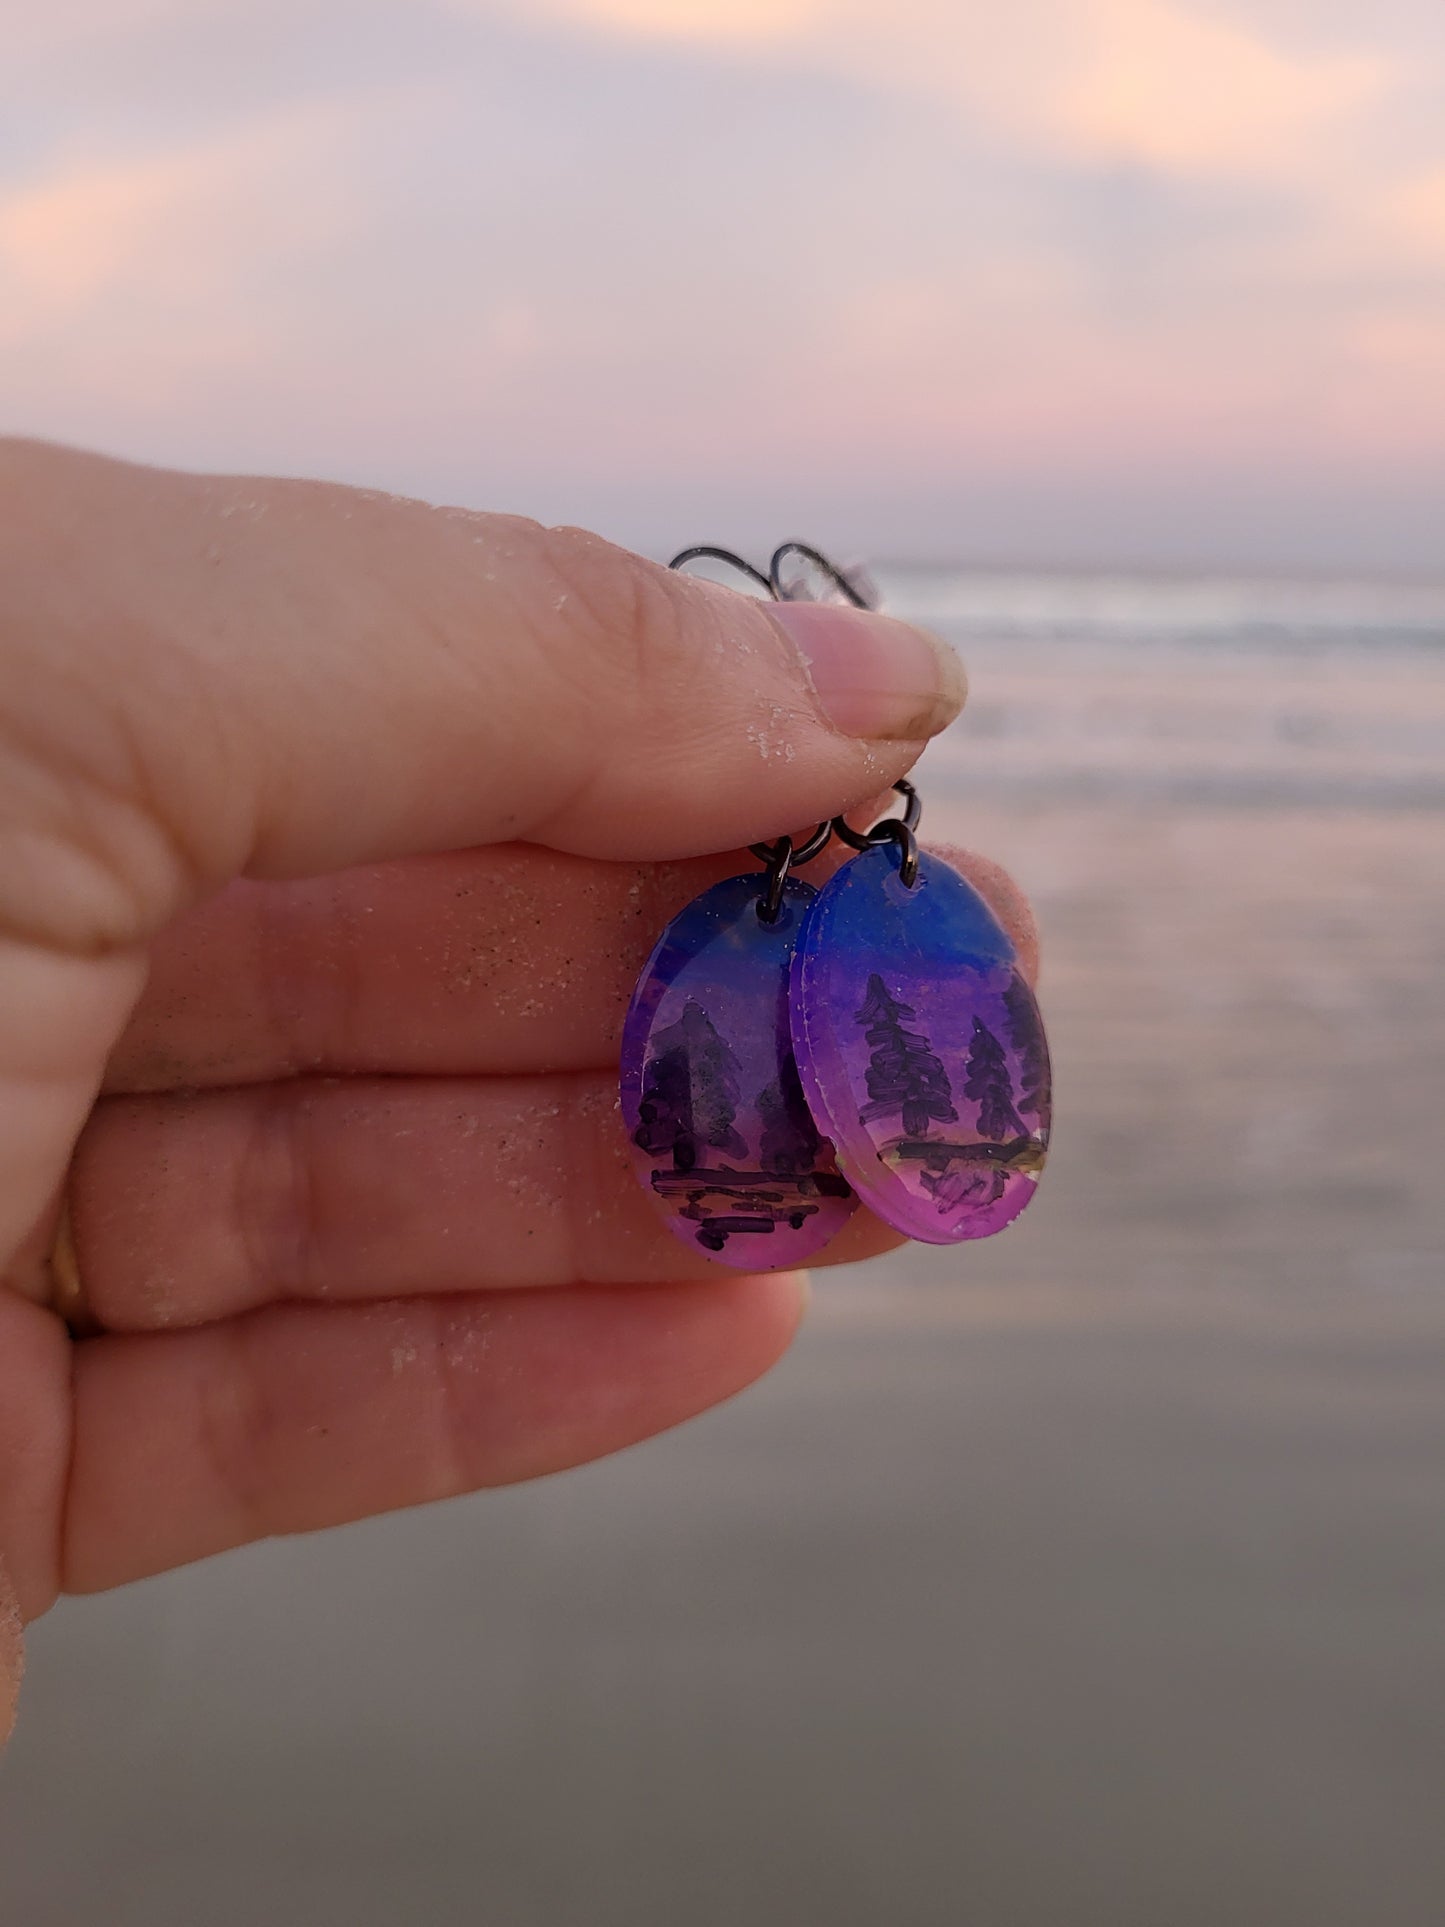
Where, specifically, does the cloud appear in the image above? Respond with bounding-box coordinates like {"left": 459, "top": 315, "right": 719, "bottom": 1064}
{"left": 1387, "top": 169, "right": 1445, "bottom": 256}
{"left": 486, "top": 0, "right": 1393, "bottom": 183}
{"left": 0, "top": 115, "right": 332, "bottom": 320}
{"left": 1049, "top": 0, "right": 1388, "bottom": 175}
{"left": 505, "top": 0, "right": 824, "bottom": 39}
{"left": 0, "top": 0, "right": 1441, "bottom": 566}
{"left": 3, "top": 0, "right": 194, "bottom": 61}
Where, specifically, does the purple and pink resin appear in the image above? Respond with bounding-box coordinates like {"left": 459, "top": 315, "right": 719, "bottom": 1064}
{"left": 621, "top": 846, "right": 1051, "bottom": 1262}
{"left": 620, "top": 874, "right": 858, "bottom": 1268}
{"left": 790, "top": 846, "right": 1051, "bottom": 1243}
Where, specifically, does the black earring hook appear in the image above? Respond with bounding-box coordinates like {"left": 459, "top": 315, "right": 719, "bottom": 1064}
{"left": 669, "top": 542, "right": 876, "bottom": 610}
{"left": 769, "top": 542, "right": 873, "bottom": 608}
{"left": 668, "top": 546, "right": 915, "bottom": 899}
{"left": 668, "top": 546, "right": 775, "bottom": 598}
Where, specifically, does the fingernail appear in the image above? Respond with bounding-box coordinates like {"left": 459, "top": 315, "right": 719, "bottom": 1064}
{"left": 768, "top": 601, "right": 966, "bottom": 741}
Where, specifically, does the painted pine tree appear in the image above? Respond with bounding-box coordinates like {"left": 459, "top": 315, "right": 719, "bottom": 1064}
{"left": 855, "top": 973, "right": 958, "bottom": 1138}
{"left": 962, "top": 1015, "right": 1025, "bottom": 1142}
{"left": 757, "top": 1057, "right": 824, "bottom": 1175}
{"left": 1002, "top": 974, "right": 1050, "bottom": 1130}
{"left": 633, "top": 999, "right": 746, "bottom": 1171}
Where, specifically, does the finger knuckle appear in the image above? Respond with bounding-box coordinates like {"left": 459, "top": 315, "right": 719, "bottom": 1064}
{"left": 534, "top": 525, "right": 694, "bottom": 706}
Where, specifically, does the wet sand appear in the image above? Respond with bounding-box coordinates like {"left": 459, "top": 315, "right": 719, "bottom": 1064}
{"left": 2, "top": 793, "right": 1443, "bottom": 1925}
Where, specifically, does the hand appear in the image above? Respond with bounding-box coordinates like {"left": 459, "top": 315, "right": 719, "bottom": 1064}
{"left": 0, "top": 439, "right": 1024, "bottom": 1738}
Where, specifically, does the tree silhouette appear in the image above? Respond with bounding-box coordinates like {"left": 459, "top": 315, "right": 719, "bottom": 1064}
{"left": 962, "top": 1016, "right": 1025, "bottom": 1142}
{"left": 855, "top": 973, "right": 958, "bottom": 1138}
{"left": 1002, "top": 975, "right": 1050, "bottom": 1126}
{"left": 633, "top": 1000, "right": 746, "bottom": 1171}
{"left": 757, "top": 1054, "right": 824, "bottom": 1175}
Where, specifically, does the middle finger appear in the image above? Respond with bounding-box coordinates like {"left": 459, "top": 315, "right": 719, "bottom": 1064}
{"left": 106, "top": 837, "right": 1038, "bottom": 1093}
{"left": 70, "top": 1069, "right": 906, "bottom": 1331}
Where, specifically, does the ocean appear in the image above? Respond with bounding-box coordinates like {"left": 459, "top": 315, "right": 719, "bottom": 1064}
{"left": 880, "top": 563, "right": 1445, "bottom": 810}
{"left": 3, "top": 569, "right": 1443, "bottom": 1926}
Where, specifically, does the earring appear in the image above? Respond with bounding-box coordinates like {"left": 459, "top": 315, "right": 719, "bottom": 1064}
{"left": 620, "top": 546, "right": 1051, "bottom": 1265}
{"left": 793, "top": 778, "right": 1051, "bottom": 1244}
{"left": 619, "top": 819, "right": 859, "bottom": 1269}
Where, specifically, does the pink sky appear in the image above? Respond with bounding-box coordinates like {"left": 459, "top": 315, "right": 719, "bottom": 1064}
{"left": 3, "top": 0, "right": 1444, "bottom": 569}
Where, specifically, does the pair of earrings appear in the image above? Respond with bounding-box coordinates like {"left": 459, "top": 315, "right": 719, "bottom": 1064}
{"left": 620, "top": 546, "right": 1052, "bottom": 1270}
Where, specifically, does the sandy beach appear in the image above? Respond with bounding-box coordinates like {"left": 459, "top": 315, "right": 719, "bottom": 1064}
{"left": 2, "top": 589, "right": 1443, "bottom": 1923}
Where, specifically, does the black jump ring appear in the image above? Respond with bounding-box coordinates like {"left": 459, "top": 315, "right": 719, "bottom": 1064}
{"left": 831, "top": 777, "right": 920, "bottom": 849}
{"left": 751, "top": 819, "right": 832, "bottom": 924}
{"left": 873, "top": 818, "right": 920, "bottom": 888}
{"left": 756, "top": 839, "right": 793, "bottom": 924}
{"left": 749, "top": 819, "right": 832, "bottom": 869}
{"left": 830, "top": 778, "right": 921, "bottom": 887}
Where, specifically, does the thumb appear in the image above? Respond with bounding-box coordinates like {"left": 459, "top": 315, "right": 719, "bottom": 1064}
{"left": 0, "top": 439, "right": 964, "bottom": 954}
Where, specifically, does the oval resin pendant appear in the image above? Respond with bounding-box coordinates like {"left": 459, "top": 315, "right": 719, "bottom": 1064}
{"left": 791, "top": 846, "right": 1051, "bottom": 1243}
{"left": 621, "top": 874, "right": 858, "bottom": 1268}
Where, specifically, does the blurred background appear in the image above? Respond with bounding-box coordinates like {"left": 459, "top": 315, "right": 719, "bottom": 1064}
{"left": 2, "top": 2, "right": 1443, "bottom": 1922}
